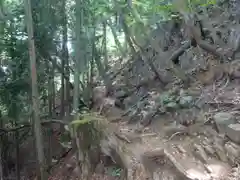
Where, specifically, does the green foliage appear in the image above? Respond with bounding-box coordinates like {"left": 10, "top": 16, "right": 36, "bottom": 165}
{"left": 107, "top": 167, "right": 122, "bottom": 177}
{"left": 172, "top": 0, "right": 217, "bottom": 14}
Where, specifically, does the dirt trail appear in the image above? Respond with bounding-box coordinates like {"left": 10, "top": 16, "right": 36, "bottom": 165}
{"left": 48, "top": 69, "right": 240, "bottom": 180}
{"left": 90, "top": 70, "right": 240, "bottom": 180}
{"left": 48, "top": 60, "right": 240, "bottom": 180}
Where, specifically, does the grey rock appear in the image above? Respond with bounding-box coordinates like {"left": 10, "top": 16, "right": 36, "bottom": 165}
{"left": 179, "top": 89, "right": 186, "bottom": 96}
{"left": 179, "top": 96, "right": 193, "bottom": 108}
{"left": 224, "top": 142, "right": 240, "bottom": 163}
{"left": 226, "top": 124, "right": 240, "bottom": 144}
{"left": 115, "top": 90, "right": 126, "bottom": 98}
{"left": 213, "top": 112, "right": 236, "bottom": 134}
{"left": 166, "top": 102, "right": 178, "bottom": 108}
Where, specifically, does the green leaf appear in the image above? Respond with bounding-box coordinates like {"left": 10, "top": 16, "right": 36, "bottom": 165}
{"left": 110, "top": 167, "right": 122, "bottom": 177}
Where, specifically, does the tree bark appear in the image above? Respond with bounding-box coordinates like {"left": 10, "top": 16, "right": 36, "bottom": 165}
{"left": 51, "top": 61, "right": 56, "bottom": 116}
{"left": 0, "top": 146, "right": 3, "bottom": 180}
{"left": 8, "top": 21, "right": 21, "bottom": 180}
{"left": 73, "top": 0, "right": 83, "bottom": 117}
{"left": 24, "top": 0, "right": 47, "bottom": 179}
{"left": 60, "top": 0, "right": 69, "bottom": 117}
{"left": 0, "top": 111, "right": 3, "bottom": 180}
{"left": 48, "top": 69, "right": 53, "bottom": 117}
{"left": 93, "top": 39, "right": 113, "bottom": 95}
{"left": 120, "top": 14, "right": 136, "bottom": 55}
{"left": 107, "top": 19, "right": 125, "bottom": 56}
{"left": 103, "top": 21, "right": 109, "bottom": 70}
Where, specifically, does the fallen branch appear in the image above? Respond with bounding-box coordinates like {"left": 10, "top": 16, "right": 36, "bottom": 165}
{"left": 47, "top": 148, "right": 73, "bottom": 173}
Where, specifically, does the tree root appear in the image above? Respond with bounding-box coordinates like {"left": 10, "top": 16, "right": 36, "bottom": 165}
{"left": 167, "top": 131, "right": 187, "bottom": 141}
{"left": 168, "top": 41, "right": 191, "bottom": 64}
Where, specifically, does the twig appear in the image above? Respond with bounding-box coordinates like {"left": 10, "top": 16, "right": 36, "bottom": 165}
{"left": 167, "top": 131, "right": 187, "bottom": 141}
{"left": 114, "top": 132, "right": 131, "bottom": 143}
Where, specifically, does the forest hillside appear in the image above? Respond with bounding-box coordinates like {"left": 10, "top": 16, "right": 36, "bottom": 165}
{"left": 1, "top": 0, "right": 240, "bottom": 180}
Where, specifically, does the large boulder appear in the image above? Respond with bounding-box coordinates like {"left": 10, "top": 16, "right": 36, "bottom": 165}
{"left": 213, "top": 112, "right": 236, "bottom": 134}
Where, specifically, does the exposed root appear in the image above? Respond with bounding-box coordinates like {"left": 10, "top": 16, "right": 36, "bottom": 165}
{"left": 166, "top": 131, "right": 187, "bottom": 141}
{"left": 114, "top": 131, "right": 132, "bottom": 143}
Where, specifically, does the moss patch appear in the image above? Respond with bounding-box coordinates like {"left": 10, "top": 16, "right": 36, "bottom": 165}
{"left": 70, "top": 112, "right": 104, "bottom": 153}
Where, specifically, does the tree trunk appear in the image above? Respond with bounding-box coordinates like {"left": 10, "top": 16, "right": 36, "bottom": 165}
{"left": 24, "top": 0, "right": 47, "bottom": 179}
{"left": 61, "top": 67, "right": 65, "bottom": 117}
{"left": 103, "top": 21, "right": 109, "bottom": 70}
{"left": 9, "top": 22, "right": 20, "bottom": 180}
{"left": 48, "top": 70, "right": 52, "bottom": 117}
{"left": 107, "top": 19, "right": 125, "bottom": 56}
{"left": 0, "top": 111, "right": 3, "bottom": 180}
{"left": 14, "top": 121, "right": 20, "bottom": 180}
{"left": 47, "top": 127, "right": 53, "bottom": 168}
{"left": 73, "top": 0, "right": 82, "bottom": 117}
{"left": 120, "top": 14, "right": 136, "bottom": 54}
{"left": 93, "top": 35, "right": 113, "bottom": 95}
{"left": 72, "top": 0, "right": 83, "bottom": 177}
{"left": 0, "top": 146, "right": 3, "bottom": 180}
{"left": 47, "top": 66, "right": 53, "bottom": 167}
{"left": 51, "top": 62, "right": 56, "bottom": 116}
{"left": 61, "top": 0, "right": 69, "bottom": 117}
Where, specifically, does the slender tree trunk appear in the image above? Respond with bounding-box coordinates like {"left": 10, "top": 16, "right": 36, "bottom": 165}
{"left": 60, "top": 63, "right": 65, "bottom": 117}
{"left": 0, "top": 111, "right": 3, "bottom": 180}
{"left": 0, "top": 147, "right": 2, "bottom": 180}
{"left": 51, "top": 62, "right": 56, "bottom": 116}
{"left": 73, "top": 0, "right": 85, "bottom": 116}
{"left": 47, "top": 66, "right": 52, "bottom": 167}
{"left": 120, "top": 13, "right": 136, "bottom": 54}
{"left": 48, "top": 73, "right": 52, "bottom": 117}
{"left": 107, "top": 19, "right": 125, "bottom": 56}
{"left": 60, "top": 0, "right": 66, "bottom": 117}
{"left": 62, "top": 0, "right": 70, "bottom": 116}
{"left": 14, "top": 121, "right": 20, "bottom": 180}
{"left": 72, "top": 0, "right": 85, "bottom": 177}
{"left": 89, "top": 52, "right": 94, "bottom": 108}
{"left": 73, "top": 6, "right": 81, "bottom": 117}
{"left": 93, "top": 36, "right": 113, "bottom": 94}
{"left": 24, "top": 0, "right": 47, "bottom": 179}
{"left": 103, "top": 21, "right": 108, "bottom": 70}
{"left": 46, "top": 127, "right": 52, "bottom": 168}
{"left": 9, "top": 22, "right": 20, "bottom": 180}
